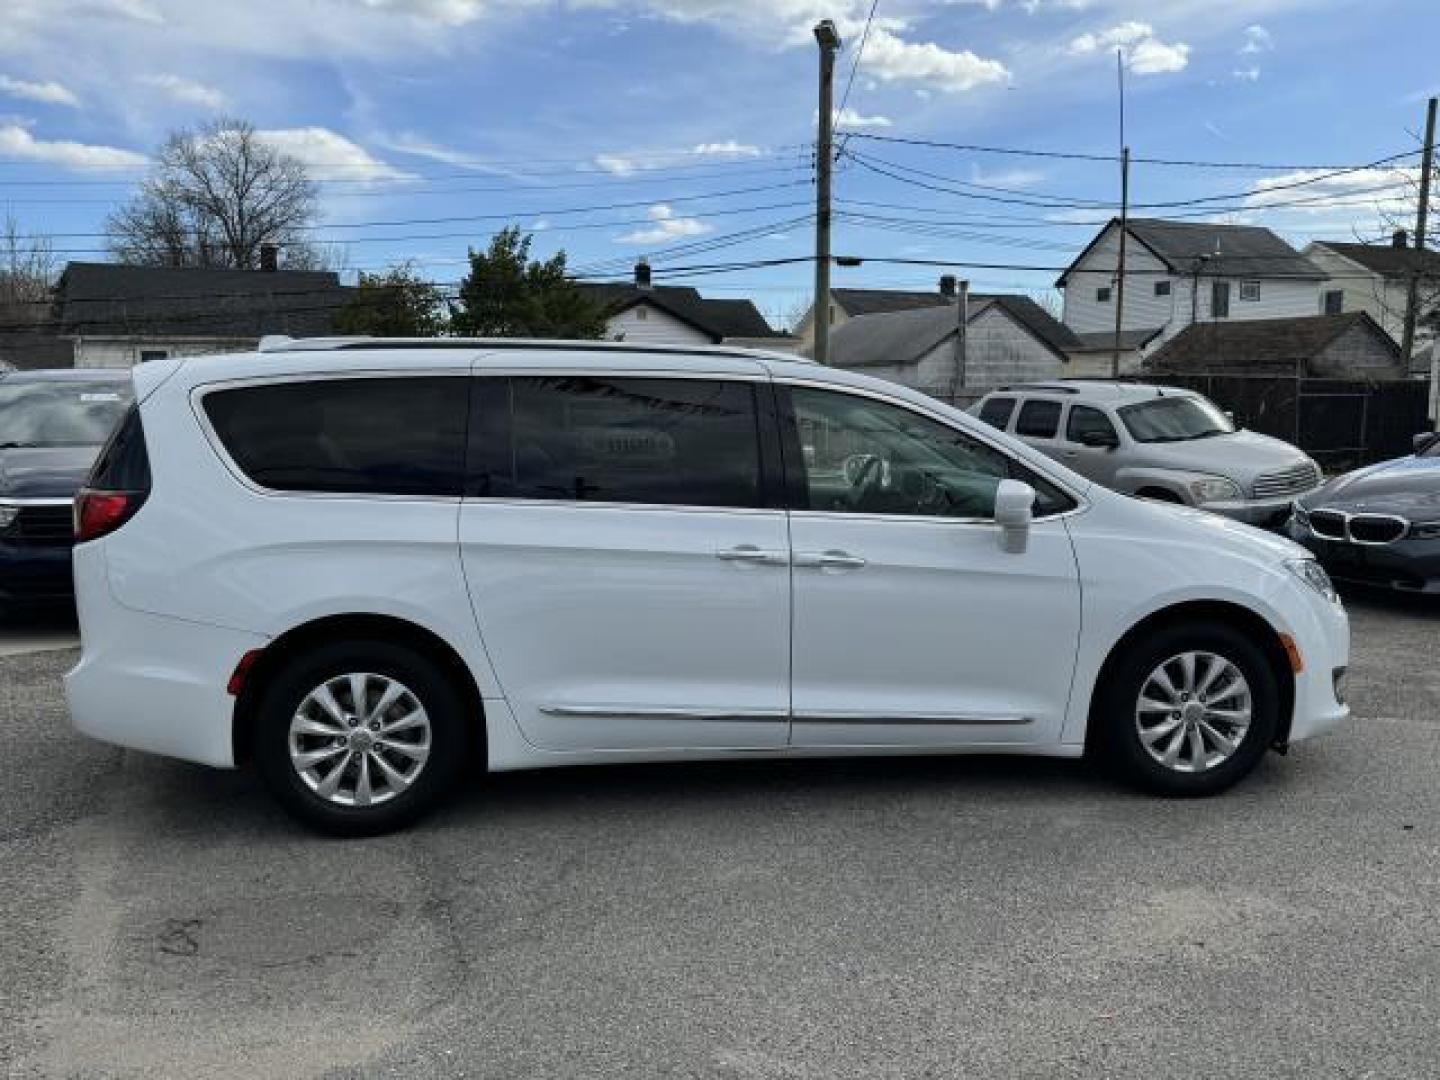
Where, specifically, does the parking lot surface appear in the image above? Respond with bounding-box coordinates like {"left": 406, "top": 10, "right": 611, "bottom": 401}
{"left": 2, "top": 591, "right": 1437, "bottom": 1079}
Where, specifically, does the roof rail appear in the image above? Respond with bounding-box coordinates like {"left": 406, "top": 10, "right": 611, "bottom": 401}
{"left": 998, "top": 382, "right": 1080, "bottom": 394}
{"left": 254, "top": 335, "right": 814, "bottom": 364}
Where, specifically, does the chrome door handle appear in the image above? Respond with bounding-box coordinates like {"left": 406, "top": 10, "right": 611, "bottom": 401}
{"left": 716, "top": 544, "right": 788, "bottom": 565}
{"left": 794, "top": 549, "right": 867, "bottom": 570}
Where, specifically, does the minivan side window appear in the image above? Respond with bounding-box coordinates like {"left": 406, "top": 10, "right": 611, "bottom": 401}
{"left": 477, "top": 376, "right": 765, "bottom": 509}
{"left": 203, "top": 377, "right": 468, "bottom": 497}
{"left": 784, "top": 387, "right": 1073, "bottom": 519}
{"left": 1015, "top": 399, "right": 1062, "bottom": 439}
{"left": 977, "top": 396, "right": 1017, "bottom": 430}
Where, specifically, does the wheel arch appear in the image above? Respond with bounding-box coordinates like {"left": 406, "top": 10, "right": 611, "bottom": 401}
{"left": 1086, "top": 599, "right": 1296, "bottom": 752}
{"left": 231, "top": 613, "right": 487, "bottom": 769}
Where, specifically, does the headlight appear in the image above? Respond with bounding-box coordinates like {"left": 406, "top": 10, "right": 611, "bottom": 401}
{"left": 1411, "top": 520, "right": 1440, "bottom": 539}
{"left": 1189, "top": 476, "right": 1243, "bottom": 504}
{"left": 1285, "top": 557, "right": 1340, "bottom": 604}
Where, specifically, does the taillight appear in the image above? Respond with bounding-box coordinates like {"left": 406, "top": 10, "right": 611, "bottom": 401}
{"left": 74, "top": 487, "right": 144, "bottom": 542}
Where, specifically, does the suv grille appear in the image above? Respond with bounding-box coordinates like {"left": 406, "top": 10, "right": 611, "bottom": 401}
{"left": 1253, "top": 463, "right": 1321, "bottom": 500}
{"left": 1, "top": 504, "right": 74, "bottom": 547}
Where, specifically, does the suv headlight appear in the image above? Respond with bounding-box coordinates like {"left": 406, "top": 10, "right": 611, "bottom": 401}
{"left": 1285, "top": 557, "right": 1340, "bottom": 604}
{"left": 1190, "top": 476, "right": 1243, "bottom": 504}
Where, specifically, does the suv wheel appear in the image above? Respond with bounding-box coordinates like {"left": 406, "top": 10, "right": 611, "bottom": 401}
{"left": 1093, "top": 621, "right": 1279, "bottom": 796}
{"left": 255, "top": 640, "right": 469, "bottom": 835}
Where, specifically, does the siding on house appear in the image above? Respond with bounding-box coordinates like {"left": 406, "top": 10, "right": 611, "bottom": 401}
{"left": 1303, "top": 244, "right": 1426, "bottom": 345}
{"left": 73, "top": 335, "right": 258, "bottom": 369}
{"left": 605, "top": 301, "right": 713, "bottom": 345}
{"left": 1311, "top": 324, "right": 1407, "bottom": 378}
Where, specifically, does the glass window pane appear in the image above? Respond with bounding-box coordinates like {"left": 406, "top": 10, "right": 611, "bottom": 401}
{"left": 1066, "top": 404, "right": 1117, "bottom": 444}
{"left": 203, "top": 377, "right": 468, "bottom": 496}
{"left": 788, "top": 387, "right": 1072, "bottom": 519}
{"left": 1015, "top": 399, "right": 1062, "bottom": 438}
{"left": 0, "top": 379, "right": 132, "bottom": 448}
{"left": 977, "top": 396, "right": 1016, "bottom": 430}
{"left": 496, "top": 376, "right": 762, "bottom": 508}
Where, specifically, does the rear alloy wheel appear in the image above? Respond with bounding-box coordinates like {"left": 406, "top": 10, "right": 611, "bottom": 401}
{"left": 256, "top": 641, "right": 468, "bottom": 835}
{"left": 1095, "top": 622, "right": 1279, "bottom": 795}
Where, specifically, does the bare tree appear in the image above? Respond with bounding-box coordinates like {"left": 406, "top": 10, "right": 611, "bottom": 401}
{"left": 0, "top": 212, "right": 57, "bottom": 327}
{"left": 106, "top": 118, "right": 321, "bottom": 270}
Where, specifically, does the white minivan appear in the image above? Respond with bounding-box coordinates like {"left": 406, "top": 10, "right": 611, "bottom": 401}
{"left": 66, "top": 339, "right": 1350, "bottom": 834}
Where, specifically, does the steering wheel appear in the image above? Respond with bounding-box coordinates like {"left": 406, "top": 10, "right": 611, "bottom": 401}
{"left": 844, "top": 453, "right": 887, "bottom": 510}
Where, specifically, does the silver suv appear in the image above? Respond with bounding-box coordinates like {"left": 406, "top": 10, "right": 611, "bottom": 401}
{"left": 974, "top": 381, "right": 1322, "bottom": 526}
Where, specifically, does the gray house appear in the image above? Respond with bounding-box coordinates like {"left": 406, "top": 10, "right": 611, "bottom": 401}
{"left": 1144, "top": 312, "right": 1405, "bottom": 379}
{"left": 828, "top": 293, "right": 1080, "bottom": 405}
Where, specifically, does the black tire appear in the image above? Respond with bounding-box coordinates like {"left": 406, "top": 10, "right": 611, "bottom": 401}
{"left": 254, "top": 639, "right": 470, "bottom": 836}
{"left": 1092, "top": 620, "right": 1280, "bottom": 796}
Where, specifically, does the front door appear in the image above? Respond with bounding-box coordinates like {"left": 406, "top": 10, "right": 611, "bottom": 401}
{"left": 1057, "top": 403, "right": 1123, "bottom": 486}
{"left": 781, "top": 385, "right": 1083, "bottom": 747}
{"left": 459, "top": 372, "right": 791, "bottom": 752}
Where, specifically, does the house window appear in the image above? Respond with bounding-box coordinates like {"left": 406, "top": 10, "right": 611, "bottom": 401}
{"left": 1212, "top": 281, "right": 1231, "bottom": 319}
{"left": 1096, "top": 287, "right": 1112, "bottom": 303}
{"left": 1239, "top": 280, "right": 1261, "bottom": 302}
{"left": 635, "top": 307, "right": 648, "bottom": 321}
{"left": 1154, "top": 281, "right": 1171, "bottom": 297}
{"left": 1323, "top": 289, "right": 1343, "bottom": 315}
{"left": 139, "top": 349, "right": 168, "bottom": 362}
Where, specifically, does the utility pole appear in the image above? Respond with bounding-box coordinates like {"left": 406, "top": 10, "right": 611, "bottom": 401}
{"left": 812, "top": 20, "right": 842, "bottom": 366}
{"left": 1111, "top": 145, "right": 1130, "bottom": 379}
{"left": 1402, "top": 96, "right": 1437, "bottom": 420}
{"left": 951, "top": 279, "right": 970, "bottom": 405}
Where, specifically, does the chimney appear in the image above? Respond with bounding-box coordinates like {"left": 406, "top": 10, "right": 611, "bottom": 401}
{"left": 939, "top": 274, "right": 957, "bottom": 299}
{"left": 259, "top": 243, "right": 279, "bottom": 272}
{"left": 634, "top": 259, "right": 652, "bottom": 291}
{"left": 1393, "top": 229, "right": 1409, "bottom": 249}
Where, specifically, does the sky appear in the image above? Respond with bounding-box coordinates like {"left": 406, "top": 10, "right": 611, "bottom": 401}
{"left": 1, "top": 0, "right": 1438, "bottom": 327}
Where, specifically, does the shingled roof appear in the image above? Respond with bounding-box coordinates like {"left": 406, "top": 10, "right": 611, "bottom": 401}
{"left": 1058, "top": 218, "right": 1325, "bottom": 286}
{"left": 829, "top": 288, "right": 1078, "bottom": 355}
{"left": 55, "top": 262, "right": 351, "bottom": 337}
{"left": 578, "top": 283, "right": 782, "bottom": 341}
{"left": 829, "top": 295, "right": 1081, "bottom": 369}
{"left": 1145, "top": 312, "right": 1399, "bottom": 376}
{"left": 1311, "top": 241, "right": 1440, "bottom": 280}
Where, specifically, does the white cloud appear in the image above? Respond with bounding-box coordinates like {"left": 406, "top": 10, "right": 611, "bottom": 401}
{"left": 830, "top": 107, "right": 892, "bottom": 129}
{"left": 0, "top": 122, "right": 145, "bottom": 168}
{"left": 1232, "top": 66, "right": 1260, "bottom": 82}
{"left": 1239, "top": 24, "right": 1272, "bottom": 54}
{"left": 595, "top": 153, "right": 636, "bottom": 176}
{"left": 617, "top": 203, "right": 713, "bottom": 244}
{"left": 972, "top": 165, "right": 1045, "bottom": 188}
{"left": 0, "top": 75, "right": 80, "bottom": 107}
{"left": 692, "top": 140, "right": 761, "bottom": 156}
{"left": 861, "top": 27, "right": 1010, "bottom": 92}
{"left": 1244, "top": 167, "right": 1416, "bottom": 214}
{"left": 1069, "top": 21, "right": 1189, "bottom": 75}
{"left": 255, "top": 127, "right": 413, "bottom": 183}
{"left": 357, "top": 0, "right": 486, "bottom": 25}
{"left": 140, "top": 73, "right": 227, "bottom": 108}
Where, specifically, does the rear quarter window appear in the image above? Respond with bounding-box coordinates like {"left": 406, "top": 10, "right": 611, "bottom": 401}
{"left": 202, "top": 377, "right": 468, "bottom": 497}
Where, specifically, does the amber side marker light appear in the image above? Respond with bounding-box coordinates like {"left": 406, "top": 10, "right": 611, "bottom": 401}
{"left": 1278, "top": 634, "right": 1304, "bottom": 674}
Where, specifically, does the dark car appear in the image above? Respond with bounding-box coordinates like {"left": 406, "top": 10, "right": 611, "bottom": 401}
{"left": 0, "top": 369, "right": 133, "bottom": 609}
{"left": 1287, "top": 432, "right": 1440, "bottom": 594}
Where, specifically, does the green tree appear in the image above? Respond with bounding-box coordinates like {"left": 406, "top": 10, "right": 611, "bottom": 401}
{"left": 452, "top": 227, "right": 605, "bottom": 339}
{"left": 335, "top": 264, "right": 447, "bottom": 336}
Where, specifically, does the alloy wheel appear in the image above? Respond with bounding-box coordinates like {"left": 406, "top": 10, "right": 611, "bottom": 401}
{"left": 1134, "top": 651, "right": 1253, "bottom": 774}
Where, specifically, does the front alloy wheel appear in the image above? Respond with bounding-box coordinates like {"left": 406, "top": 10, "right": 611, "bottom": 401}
{"left": 1135, "top": 652, "right": 1252, "bottom": 774}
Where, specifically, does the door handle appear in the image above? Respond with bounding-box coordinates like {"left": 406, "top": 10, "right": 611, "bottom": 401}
{"left": 716, "top": 544, "right": 788, "bottom": 565}
{"left": 794, "top": 549, "right": 867, "bottom": 570}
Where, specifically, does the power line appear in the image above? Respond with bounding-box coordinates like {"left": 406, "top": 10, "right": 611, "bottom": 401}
{"left": 835, "top": 0, "right": 881, "bottom": 140}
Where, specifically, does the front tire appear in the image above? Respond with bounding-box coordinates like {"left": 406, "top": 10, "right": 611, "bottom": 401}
{"left": 1093, "top": 621, "right": 1280, "bottom": 796}
{"left": 254, "top": 640, "right": 469, "bottom": 835}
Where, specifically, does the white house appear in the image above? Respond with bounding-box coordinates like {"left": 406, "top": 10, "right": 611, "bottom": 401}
{"left": 826, "top": 293, "right": 1079, "bottom": 406}
{"left": 579, "top": 267, "right": 795, "bottom": 350}
{"left": 1303, "top": 232, "right": 1440, "bottom": 351}
{"left": 1058, "top": 218, "right": 1327, "bottom": 364}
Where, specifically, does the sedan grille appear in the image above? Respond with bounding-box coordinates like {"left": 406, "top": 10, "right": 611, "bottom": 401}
{"left": 1253, "top": 462, "right": 1321, "bottom": 500}
{"left": 1, "top": 504, "right": 75, "bottom": 547}
{"left": 1309, "top": 509, "right": 1348, "bottom": 541}
{"left": 1349, "top": 515, "right": 1408, "bottom": 545}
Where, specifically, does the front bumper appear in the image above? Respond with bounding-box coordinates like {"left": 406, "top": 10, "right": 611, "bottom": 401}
{"left": 0, "top": 541, "right": 76, "bottom": 602}
{"left": 1204, "top": 490, "right": 1319, "bottom": 528}
{"left": 1286, "top": 520, "right": 1440, "bottom": 594}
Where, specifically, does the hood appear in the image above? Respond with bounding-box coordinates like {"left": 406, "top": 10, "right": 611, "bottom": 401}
{"left": 1088, "top": 483, "right": 1310, "bottom": 564}
{"left": 0, "top": 446, "right": 100, "bottom": 499}
{"left": 1130, "top": 428, "right": 1310, "bottom": 482}
{"left": 1302, "top": 454, "right": 1440, "bottom": 518}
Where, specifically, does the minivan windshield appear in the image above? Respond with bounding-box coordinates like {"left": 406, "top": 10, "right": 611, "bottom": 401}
{"left": 1118, "top": 395, "right": 1235, "bottom": 443}
{"left": 0, "top": 380, "right": 133, "bottom": 448}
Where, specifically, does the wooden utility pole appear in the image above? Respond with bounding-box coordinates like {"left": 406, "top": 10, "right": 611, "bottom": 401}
{"left": 951, "top": 279, "right": 970, "bottom": 404}
{"left": 811, "top": 20, "right": 841, "bottom": 366}
{"left": 1111, "top": 146, "right": 1130, "bottom": 379}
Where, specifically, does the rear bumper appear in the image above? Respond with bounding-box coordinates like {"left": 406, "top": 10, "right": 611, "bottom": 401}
{"left": 0, "top": 541, "right": 75, "bottom": 602}
{"left": 64, "top": 542, "right": 263, "bottom": 768}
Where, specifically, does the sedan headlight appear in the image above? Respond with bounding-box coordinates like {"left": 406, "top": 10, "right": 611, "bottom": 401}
{"left": 1285, "top": 557, "right": 1340, "bottom": 604}
{"left": 1190, "top": 476, "right": 1243, "bottom": 504}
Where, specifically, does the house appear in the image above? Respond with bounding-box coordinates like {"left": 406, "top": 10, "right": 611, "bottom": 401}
{"left": 827, "top": 292, "right": 1081, "bottom": 405}
{"left": 55, "top": 257, "right": 352, "bottom": 368}
{"left": 1303, "top": 231, "right": 1440, "bottom": 350}
{"left": 1144, "top": 312, "right": 1405, "bottom": 379}
{"left": 1061, "top": 327, "right": 1165, "bottom": 378}
{"left": 791, "top": 279, "right": 977, "bottom": 354}
{"left": 1057, "top": 218, "right": 1327, "bottom": 356}
{"left": 578, "top": 265, "right": 795, "bottom": 350}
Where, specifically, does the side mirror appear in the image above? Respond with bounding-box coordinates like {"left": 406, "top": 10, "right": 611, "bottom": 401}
{"left": 1078, "top": 429, "right": 1119, "bottom": 449}
{"left": 993, "top": 479, "right": 1035, "bottom": 554}
{"left": 1413, "top": 432, "right": 1438, "bottom": 455}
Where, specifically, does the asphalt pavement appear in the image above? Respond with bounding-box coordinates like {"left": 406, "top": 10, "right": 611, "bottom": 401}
{"left": 2, "top": 590, "right": 1438, "bottom": 1079}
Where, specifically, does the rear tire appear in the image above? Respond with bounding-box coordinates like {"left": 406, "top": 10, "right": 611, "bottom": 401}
{"left": 1093, "top": 621, "right": 1280, "bottom": 796}
{"left": 254, "top": 640, "right": 469, "bottom": 836}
